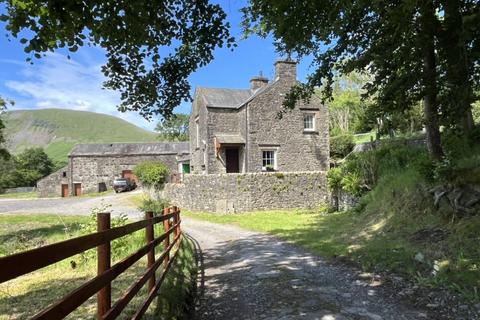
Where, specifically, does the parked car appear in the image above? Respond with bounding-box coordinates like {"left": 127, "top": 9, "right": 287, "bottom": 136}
{"left": 113, "top": 178, "right": 137, "bottom": 193}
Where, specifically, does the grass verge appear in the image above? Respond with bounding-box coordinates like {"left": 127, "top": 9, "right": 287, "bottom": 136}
{"left": 0, "top": 192, "right": 38, "bottom": 200}
{"left": 185, "top": 174, "right": 480, "bottom": 302}
{"left": 0, "top": 214, "right": 197, "bottom": 319}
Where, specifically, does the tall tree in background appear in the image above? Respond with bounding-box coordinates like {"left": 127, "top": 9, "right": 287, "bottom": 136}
{"left": 155, "top": 113, "right": 189, "bottom": 141}
{"left": 0, "top": 96, "right": 11, "bottom": 160}
{"left": 0, "top": 1, "right": 234, "bottom": 119}
{"left": 243, "top": 1, "right": 480, "bottom": 159}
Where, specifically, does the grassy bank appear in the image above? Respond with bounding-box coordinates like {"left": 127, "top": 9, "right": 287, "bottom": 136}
{"left": 185, "top": 165, "right": 480, "bottom": 302}
{"left": 0, "top": 214, "right": 197, "bottom": 319}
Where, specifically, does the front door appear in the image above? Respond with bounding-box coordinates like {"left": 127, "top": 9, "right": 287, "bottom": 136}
{"left": 61, "top": 184, "right": 69, "bottom": 197}
{"left": 225, "top": 148, "right": 240, "bottom": 173}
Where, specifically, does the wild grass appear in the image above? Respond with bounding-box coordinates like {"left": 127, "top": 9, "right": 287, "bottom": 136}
{"left": 0, "top": 214, "right": 197, "bottom": 319}
{"left": 0, "top": 192, "right": 38, "bottom": 199}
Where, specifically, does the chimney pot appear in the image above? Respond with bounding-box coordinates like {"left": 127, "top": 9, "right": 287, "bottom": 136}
{"left": 250, "top": 75, "right": 269, "bottom": 91}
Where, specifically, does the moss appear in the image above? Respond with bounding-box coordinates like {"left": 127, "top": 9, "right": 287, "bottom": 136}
{"left": 274, "top": 172, "right": 285, "bottom": 179}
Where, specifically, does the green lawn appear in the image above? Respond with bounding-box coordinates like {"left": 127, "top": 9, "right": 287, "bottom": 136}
{"left": 0, "top": 192, "right": 38, "bottom": 199}
{"left": 185, "top": 206, "right": 480, "bottom": 302}
{"left": 0, "top": 214, "right": 196, "bottom": 319}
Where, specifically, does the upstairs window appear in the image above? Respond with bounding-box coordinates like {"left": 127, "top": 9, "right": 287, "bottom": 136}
{"left": 262, "top": 150, "right": 276, "bottom": 171}
{"left": 303, "top": 114, "right": 315, "bottom": 131}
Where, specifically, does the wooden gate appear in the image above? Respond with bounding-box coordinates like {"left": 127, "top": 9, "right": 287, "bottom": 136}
{"left": 61, "top": 184, "right": 69, "bottom": 197}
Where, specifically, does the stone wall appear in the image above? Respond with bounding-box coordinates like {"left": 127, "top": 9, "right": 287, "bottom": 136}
{"left": 37, "top": 166, "right": 69, "bottom": 197}
{"left": 162, "top": 171, "right": 328, "bottom": 213}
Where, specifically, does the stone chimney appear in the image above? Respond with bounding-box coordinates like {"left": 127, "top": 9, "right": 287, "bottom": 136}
{"left": 250, "top": 74, "right": 269, "bottom": 91}
{"left": 274, "top": 59, "right": 297, "bottom": 82}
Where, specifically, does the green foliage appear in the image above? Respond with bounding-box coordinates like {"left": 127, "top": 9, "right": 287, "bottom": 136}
{"left": 0, "top": 147, "right": 54, "bottom": 190}
{"left": 327, "top": 167, "right": 342, "bottom": 191}
{"left": 333, "top": 144, "right": 429, "bottom": 197}
{"left": 79, "top": 201, "right": 130, "bottom": 263}
{"left": 156, "top": 113, "right": 189, "bottom": 141}
{"left": 1, "top": 1, "right": 234, "bottom": 118}
{"left": 134, "top": 161, "right": 170, "bottom": 189}
{"left": 138, "top": 197, "right": 170, "bottom": 214}
{"left": 242, "top": 1, "right": 480, "bottom": 157}
{"left": 0, "top": 97, "right": 12, "bottom": 160}
{"left": 329, "top": 134, "right": 355, "bottom": 159}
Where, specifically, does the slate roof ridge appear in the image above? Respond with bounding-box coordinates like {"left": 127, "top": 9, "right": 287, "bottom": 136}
{"left": 69, "top": 142, "right": 190, "bottom": 157}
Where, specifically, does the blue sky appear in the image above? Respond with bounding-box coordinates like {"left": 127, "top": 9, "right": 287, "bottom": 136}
{"left": 0, "top": 0, "right": 314, "bottom": 131}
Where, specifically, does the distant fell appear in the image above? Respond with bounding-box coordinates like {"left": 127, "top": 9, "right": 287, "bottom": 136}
{"left": 3, "top": 109, "right": 158, "bottom": 164}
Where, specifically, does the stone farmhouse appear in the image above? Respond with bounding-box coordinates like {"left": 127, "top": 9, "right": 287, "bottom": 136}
{"left": 190, "top": 60, "right": 329, "bottom": 174}
{"left": 163, "top": 60, "right": 330, "bottom": 212}
{"left": 37, "top": 142, "right": 189, "bottom": 197}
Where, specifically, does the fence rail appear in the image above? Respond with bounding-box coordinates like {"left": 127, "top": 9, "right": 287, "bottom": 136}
{"left": 0, "top": 206, "right": 183, "bottom": 319}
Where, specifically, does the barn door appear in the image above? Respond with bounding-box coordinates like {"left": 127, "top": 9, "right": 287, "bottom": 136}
{"left": 61, "top": 184, "right": 69, "bottom": 197}
{"left": 122, "top": 170, "right": 137, "bottom": 183}
{"left": 74, "top": 183, "right": 82, "bottom": 196}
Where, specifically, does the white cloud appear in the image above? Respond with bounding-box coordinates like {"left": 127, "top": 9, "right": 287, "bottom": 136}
{"left": 5, "top": 52, "right": 156, "bottom": 131}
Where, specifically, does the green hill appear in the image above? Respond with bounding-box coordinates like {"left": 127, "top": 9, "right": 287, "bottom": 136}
{"left": 3, "top": 109, "right": 158, "bottom": 164}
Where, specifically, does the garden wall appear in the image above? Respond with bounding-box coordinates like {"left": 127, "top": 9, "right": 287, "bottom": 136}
{"left": 162, "top": 171, "right": 328, "bottom": 213}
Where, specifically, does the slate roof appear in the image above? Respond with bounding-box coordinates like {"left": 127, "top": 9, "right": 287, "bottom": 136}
{"left": 69, "top": 142, "right": 190, "bottom": 157}
{"left": 198, "top": 87, "right": 254, "bottom": 109}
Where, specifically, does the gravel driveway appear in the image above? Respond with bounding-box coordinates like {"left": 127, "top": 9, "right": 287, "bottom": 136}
{"left": 0, "top": 191, "right": 143, "bottom": 218}
{"left": 183, "top": 218, "right": 450, "bottom": 320}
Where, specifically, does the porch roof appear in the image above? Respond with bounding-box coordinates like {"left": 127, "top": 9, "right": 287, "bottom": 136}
{"left": 215, "top": 134, "right": 245, "bottom": 145}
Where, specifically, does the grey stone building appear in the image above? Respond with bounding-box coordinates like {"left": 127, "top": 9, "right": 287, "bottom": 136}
{"left": 189, "top": 60, "right": 329, "bottom": 175}
{"left": 37, "top": 142, "right": 189, "bottom": 197}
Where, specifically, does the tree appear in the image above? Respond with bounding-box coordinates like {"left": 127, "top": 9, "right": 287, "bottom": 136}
{"left": 242, "top": 1, "right": 480, "bottom": 159}
{"left": 16, "top": 148, "right": 54, "bottom": 177}
{"left": 134, "top": 161, "right": 170, "bottom": 190}
{"left": 155, "top": 113, "right": 189, "bottom": 141}
{"left": 0, "top": 96, "right": 12, "bottom": 160}
{"left": 0, "top": 1, "right": 234, "bottom": 119}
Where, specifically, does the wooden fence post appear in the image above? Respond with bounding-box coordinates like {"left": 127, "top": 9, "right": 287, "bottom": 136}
{"left": 145, "top": 211, "right": 156, "bottom": 292}
{"left": 97, "top": 212, "right": 111, "bottom": 319}
{"left": 162, "top": 207, "right": 171, "bottom": 269}
{"left": 172, "top": 206, "right": 179, "bottom": 239}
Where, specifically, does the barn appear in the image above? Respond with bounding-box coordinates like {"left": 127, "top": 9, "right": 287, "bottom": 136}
{"left": 37, "top": 142, "right": 189, "bottom": 197}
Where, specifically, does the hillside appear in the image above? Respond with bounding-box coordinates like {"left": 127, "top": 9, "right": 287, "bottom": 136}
{"left": 3, "top": 109, "right": 158, "bottom": 164}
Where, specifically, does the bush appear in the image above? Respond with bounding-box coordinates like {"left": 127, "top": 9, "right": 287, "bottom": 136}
{"left": 134, "top": 161, "right": 170, "bottom": 189}
{"left": 333, "top": 143, "right": 429, "bottom": 197}
{"left": 139, "top": 197, "right": 170, "bottom": 214}
{"left": 330, "top": 134, "right": 355, "bottom": 159}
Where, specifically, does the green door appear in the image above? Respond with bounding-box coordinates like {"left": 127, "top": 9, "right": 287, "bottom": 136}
{"left": 182, "top": 163, "right": 190, "bottom": 174}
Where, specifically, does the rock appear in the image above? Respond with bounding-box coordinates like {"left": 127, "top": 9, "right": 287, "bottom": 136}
{"left": 426, "top": 303, "right": 440, "bottom": 308}
{"left": 459, "top": 305, "right": 469, "bottom": 311}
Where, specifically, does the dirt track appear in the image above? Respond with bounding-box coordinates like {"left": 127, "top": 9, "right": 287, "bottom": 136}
{"left": 183, "top": 218, "right": 443, "bottom": 320}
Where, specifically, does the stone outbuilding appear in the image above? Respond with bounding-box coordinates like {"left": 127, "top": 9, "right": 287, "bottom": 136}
{"left": 37, "top": 142, "right": 189, "bottom": 197}
{"left": 189, "top": 59, "right": 329, "bottom": 174}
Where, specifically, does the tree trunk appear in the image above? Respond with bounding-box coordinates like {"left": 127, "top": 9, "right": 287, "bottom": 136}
{"left": 442, "top": 0, "right": 475, "bottom": 134}
{"left": 420, "top": 1, "right": 444, "bottom": 159}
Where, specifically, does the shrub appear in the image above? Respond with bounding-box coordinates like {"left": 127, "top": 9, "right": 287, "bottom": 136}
{"left": 139, "top": 197, "right": 170, "bottom": 214}
{"left": 330, "top": 134, "right": 355, "bottom": 159}
{"left": 134, "top": 161, "right": 170, "bottom": 189}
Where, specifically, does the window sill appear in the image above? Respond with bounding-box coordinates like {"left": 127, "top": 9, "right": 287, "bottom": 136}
{"left": 303, "top": 130, "right": 318, "bottom": 134}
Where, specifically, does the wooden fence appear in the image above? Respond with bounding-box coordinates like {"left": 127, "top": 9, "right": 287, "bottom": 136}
{"left": 0, "top": 206, "right": 182, "bottom": 319}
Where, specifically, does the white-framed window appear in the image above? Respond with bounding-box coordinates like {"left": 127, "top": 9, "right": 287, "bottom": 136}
{"left": 195, "top": 118, "right": 200, "bottom": 148}
{"left": 303, "top": 113, "right": 315, "bottom": 131}
{"left": 262, "top": 150, "right": 276, "bottom": 171}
